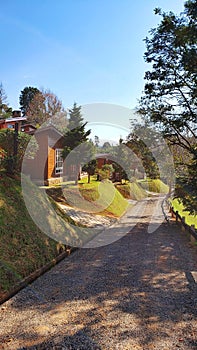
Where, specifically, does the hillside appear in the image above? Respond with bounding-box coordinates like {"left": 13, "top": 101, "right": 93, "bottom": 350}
{"left": 138, "top": 179, "right": 169, "bottom": 194}
{"left": 46, "top": 179, "right": 129, "bottom": 218}
{"left": 115, "top": 181, "right": 147, "bottom": 200}
{"left": 0, "top": 173, "right": 74, "bottom": 295}
{"left": 0, "top": 175, "right": 129, "bottom": 297}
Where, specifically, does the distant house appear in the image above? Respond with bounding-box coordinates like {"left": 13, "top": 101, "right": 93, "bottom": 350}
{"left": 96, "top": 153, "right": 113, "bottom": 168}
{"left": 0, "top": 110, "right": 27, "bottom": 131}
{"left": 21, "top": 124, "right": 37, "bottom": 135}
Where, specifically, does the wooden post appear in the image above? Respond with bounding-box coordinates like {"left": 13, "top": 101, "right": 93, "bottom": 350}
{"left": 13, "top": 122, "right": 19, "bottom": 171}
{"left": 181, "top": 217, "right": 186, "bottom": 231}
{"left": 190, "top": 225, "right": 197, "bottom": 244}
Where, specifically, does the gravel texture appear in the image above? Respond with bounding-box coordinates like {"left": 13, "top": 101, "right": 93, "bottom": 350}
{"left": 0, "top": 197, "right": 197, "bottom": 349}
{"left": 57, "top": 203, "right": 116, "bottom": 228}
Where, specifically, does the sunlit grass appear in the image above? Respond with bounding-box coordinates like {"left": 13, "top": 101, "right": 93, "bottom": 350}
{"left": 47, "top": 177, "right": 129, "bottom": 218}
{"left": 115, "top": 181, "right": 147, "bottom": 200}
{"left": 0, "top": 173, "right": 71, "bottom": 293}
{"left": 138, "top": 179, "right": 169, "bottom": 193}
{"left": 171, "top": 198, "right": 197, "bottom": 229}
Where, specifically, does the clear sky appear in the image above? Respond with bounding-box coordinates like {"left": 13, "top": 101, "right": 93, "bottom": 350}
{"left": 1, "top": 0, "right": 185, "bottom": 110}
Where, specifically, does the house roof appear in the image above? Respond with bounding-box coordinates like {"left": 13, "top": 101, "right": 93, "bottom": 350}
{"left": 96, "top": 153, "right": 111, "bottom": 158}
{"left": 35, "top": 125, "right": 64, "bottom": 138}
{"left": 22, "top": 123, "right": 37, "bottom": 129}
{"left": 5, "top": 116, "right": 27, "bottom": 123}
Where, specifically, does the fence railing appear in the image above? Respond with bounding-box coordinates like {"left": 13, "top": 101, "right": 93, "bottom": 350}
{"left": 164, "top": 199, "right": 197, "bottom": 243}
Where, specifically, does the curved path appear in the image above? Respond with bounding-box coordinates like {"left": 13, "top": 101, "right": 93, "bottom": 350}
{"left": 0, "top": 197, "right": 197, "bottom": 349}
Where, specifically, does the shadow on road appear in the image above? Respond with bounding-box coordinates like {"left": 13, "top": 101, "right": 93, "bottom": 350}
{"left": 1, "top": 221, "right": 197, "bottom": 349}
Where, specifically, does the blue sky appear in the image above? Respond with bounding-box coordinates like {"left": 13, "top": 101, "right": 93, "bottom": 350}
{"left": 0, "top": 0, "right": 185, "bottom": 139}
{"left": 1, "top": 1, "right": 185, "bottom": 108}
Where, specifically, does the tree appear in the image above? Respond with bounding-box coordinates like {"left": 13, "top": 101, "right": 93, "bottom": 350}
{"left": 67, "top": 102, "right": 84, "bottom": 130}
{"left": 25, "top": 89, "right": 67, "bottom": 128}
{"left": 82, "top": 159, "right": 97, "bottom": 183}
{"left": 99, "top": 164, "right": 114, "bottom": 181}
{"left": 94, "top": 135, "right": 100, "bottom": 147}
{"left": 26, "top": 90, "right": 45, "bottom": 125}
{"left": 62, "top": 103, "right": 91, "bottom": 184}
{"left": 176, "top": 149, "right": 197, "bottom": 214}
{"left": 127, "top": 124, "right": 160, "bottom": 180}
{"left": 19, "top": 86, "right": 40, "bottom": 116}
{"left": 0, "top": 129, "right": 32, "bottom": 173}
{"left": 0, "top": 83, "right": 12, "bottom": 118}
{"left": 138, "top": 0, "right": 197, "bottom": 212}
{"left": 139, "top": 2, "right": 196, "bottom": 151}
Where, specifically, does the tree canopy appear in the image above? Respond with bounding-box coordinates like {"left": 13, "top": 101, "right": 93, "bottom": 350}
{"left": 67, "top": 102, "right": 84, "bottom": 130}
{"left": 139, "top": 0, "right": 196, "bottom": 152}
{"left": 138, "top": 0, "right": 197, "bottom": 213}
{"left": 0, "top": 83, "right": 12, "bottom": 118}
{"left": 19, "top": 86, "right": 40, "bottom": 116}
{"left": 20, "top": 87, "right": 67, "bottom": 127}
{"left": 62, "top": 102, "right": 92, "bottom": 183}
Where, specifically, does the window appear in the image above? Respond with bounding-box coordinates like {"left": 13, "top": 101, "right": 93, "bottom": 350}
{"left": 55, "top": 149, "right": 63, "bottom": 174}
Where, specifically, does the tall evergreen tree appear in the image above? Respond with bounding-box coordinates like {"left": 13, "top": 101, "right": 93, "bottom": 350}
{"left": 62, "top": 102, "right": 91, "bottom": 184}
{"left": 67, "top": 102, "right": 84, "bottom": 130}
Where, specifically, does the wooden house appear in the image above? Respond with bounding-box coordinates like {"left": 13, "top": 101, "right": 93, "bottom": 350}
{"left": 21, "top": 124, "right": 37, "bottom": 135}
{"left": 24, "top": 126, "right": 64, "bottom": 185}
{"left": 0, "top": 111, "right": 27, "bottom": 131}
{"left": 96, "top": 153, "right": 113, "bottom": 168}
{"left": 24, "top": 125, "right": 78, "bottom": 186}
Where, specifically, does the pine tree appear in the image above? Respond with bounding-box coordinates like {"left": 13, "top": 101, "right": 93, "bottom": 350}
{"left": 68, "top": 102, "right": 84, "bottom": 130}
{"left": 63, "top": 102, "right": 91, "bottom": 184}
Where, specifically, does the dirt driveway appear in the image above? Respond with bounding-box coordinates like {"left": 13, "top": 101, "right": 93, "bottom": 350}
{"left": 0, "top": 197, "right": 197, "bottom": 349}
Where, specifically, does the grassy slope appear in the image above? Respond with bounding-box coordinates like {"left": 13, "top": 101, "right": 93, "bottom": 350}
{"left": 138, "top": 179, "right": 169, "bottom": 194}
{"left": 115, "top": 181, "right": 147, "bottom": 200}
{"left": 47, "top": 179, "right": 129, "bottom": 218}
{"left": 0, "top": 173, "right": 74, "bottom": 293}
{"left": 171, "top": 198, "right": 197, "bottom": 229}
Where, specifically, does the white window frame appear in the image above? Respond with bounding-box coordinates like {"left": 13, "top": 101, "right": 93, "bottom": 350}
{"left": 55, "top": 148, "right": 63, "bottom": 175}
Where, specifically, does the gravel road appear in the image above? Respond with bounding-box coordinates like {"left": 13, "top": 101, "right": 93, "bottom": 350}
{"left": 0, "top": 197, "right": 197, "bottom": 350}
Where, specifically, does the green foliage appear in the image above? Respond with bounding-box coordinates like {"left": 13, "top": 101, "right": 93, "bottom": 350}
{"left": 99, "top": 164, "right": 114, "bottom": 180}
{"left": 0, "top": 129, "right": 32, "bottom": 172}
{"left": 94, "top": 135, "right": 100, "bottom": 147}
{"left": 175, "top": 149, "right": 197, "bottom": 215}
{"left": 22, "top": 88, "right": 67, "bottom": 127}
{"left": 68, "top": 102, "right": 84, "bottom": 130}
{"left": 62, "top": 103, "right": 91, "bottom": 183}
{"left": 62, "top": 125, "right": 91, "bottom": 160}
{"left": 171, "top": 198, "right": 197, "bottom": 229}
{"left": 82, "top": 159, "right": 97, "bottom": 183}
{"left": 139, "top": 0, "right": 197, "bottom": 213}
{"left": 0, "top": 174, "right": 59, "bottom": 293}
{"left": 47, "top": 180, "right": 128, "bottom": 218}
{"left": 139, "top": 179, "right": 169, "bottom": 194}
{"left": 19, "top": 86, "right": 40, "bottom": 116}
{"left": 116, "top": 181, "right": 147, "bottom": 200}
{"left": 139, "top": 1, "right": 197, "bottom": 150}
{"left": 127, "top": 125, "right": 160, "bottom": 179}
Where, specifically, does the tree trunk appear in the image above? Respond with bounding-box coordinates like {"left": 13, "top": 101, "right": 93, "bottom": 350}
{"left": 88, "top": 173, "right": 90, "bottom": 183}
